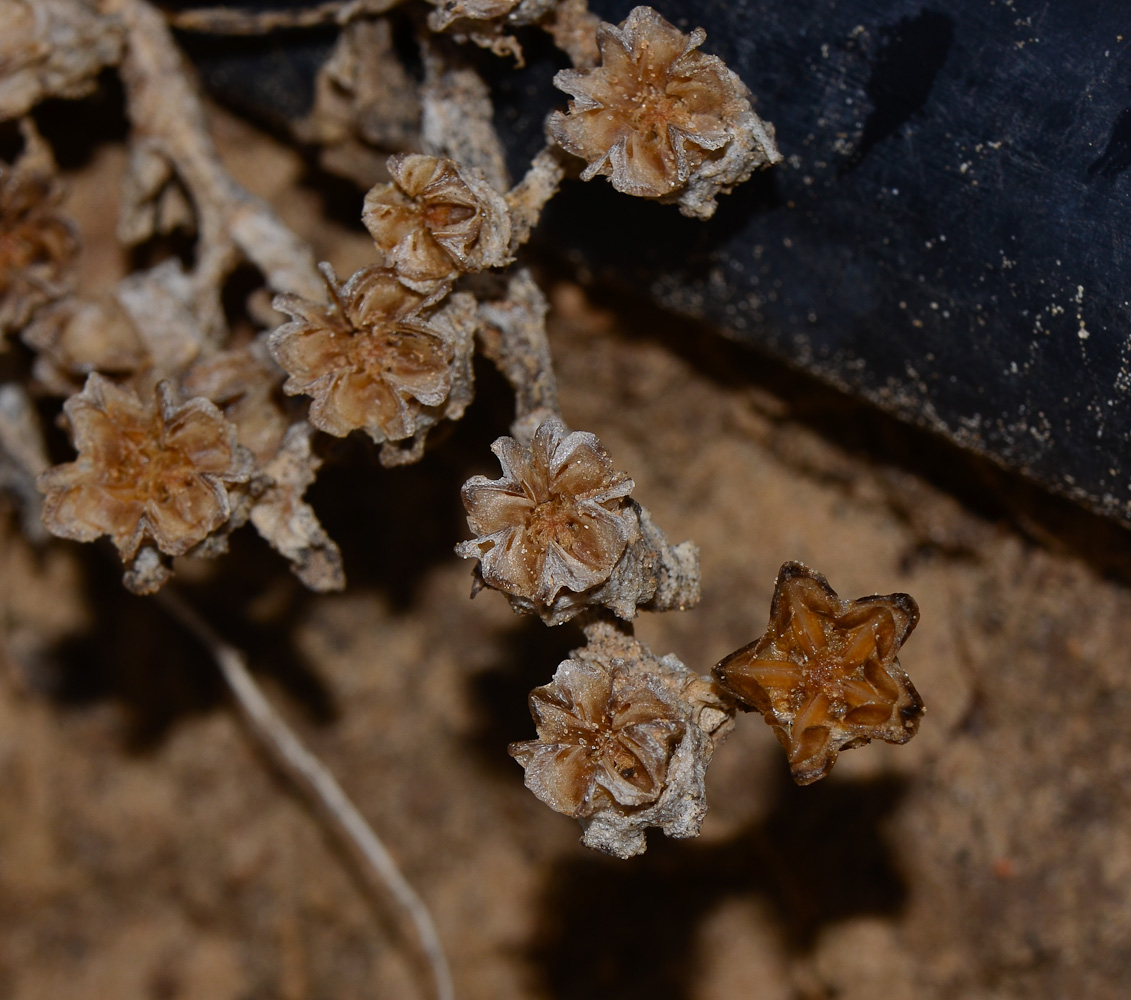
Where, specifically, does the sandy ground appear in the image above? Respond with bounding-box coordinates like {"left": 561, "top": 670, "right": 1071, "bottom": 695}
{"left": 2, "top": 103, "right": 1131, "bottom": 1000}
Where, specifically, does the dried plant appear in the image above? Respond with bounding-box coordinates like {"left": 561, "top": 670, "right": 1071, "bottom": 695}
{"left": 457, "top": 414, "right": 701, "bottom": 624}
{"left": 270, "top": 263, "right": 476, "bottom": 465}
{"left": 512, "top": 657, "right": 686, "bottom": 818}
{"left": 362, "top": 152, "right": 512, "bottom": 285}
{"left": 0, "top": 123, "right": 78, "bottom": 341}
{"left": 38, "top": 374, "right": 253, "bottom": 581}
{"left": 0, "top": 2, "right": 926, "bottom": 996}
{"left": 510, "top": 618, "right": 734, "bottom": 857}
{"left": 548, "top": 5, "right": 782, "bottom": 218}
{"left": 714, "top": 561, "right": 925, "bottom": 785}
{"left": 458, "top": 417, "right": 634, "bottom": 605}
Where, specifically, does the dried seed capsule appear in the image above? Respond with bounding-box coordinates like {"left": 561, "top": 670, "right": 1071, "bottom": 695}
{"left": 548, "top": 5, "right": 780, "bottom": 219}
{"left": 269, "top": 263, "right": 476, "bottom": 465}
{"left": 457, "top": 416, "right": 636, "bottom": 608}
{"left": 457, "top": 416, "right": 702, "bottom": 624}
{"left": 714, "top": 561, "right": 925, "bottom": 785}
{"left": 510, "top": 624, "right": 734, "bottom": 857}
{"left": 510, "top": 657, "right": 684, "bottom": 819}
{"left": 362, "top": 153, "right": 511, "bottom": 286}
{"left": 0, "top": 128, "right": 78, "bottom": 341}
{"left": 38, "top": 373, "right": 253, "bottom": 563}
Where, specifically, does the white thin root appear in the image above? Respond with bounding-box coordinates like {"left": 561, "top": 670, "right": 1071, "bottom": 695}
{"left": 157, "top": 590, "right": 454, "bottom": 1000}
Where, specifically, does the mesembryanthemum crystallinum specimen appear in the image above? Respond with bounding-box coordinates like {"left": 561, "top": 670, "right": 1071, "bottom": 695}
{"left": 38, "top": 373, "right": 253, "bottom": 574}
{"left": 509, "top": 624, "right": 734, "bottom": 857}
{"left": 269, "top": 263, "right": 476, "bottom": 466}
{"left": 458, "top": 415, "right": 634, "bottom": 602}
{"left": 713, "top": 561, "right": 925, "bottom": 785}
{"left": 548, "top": 5, "right": 781, "bottom": 219}
{"left": 362, "top": 153, "right": 512, "bottom": 287}
{"left": 456, "top": 416, "right": 702, "bottom": 624}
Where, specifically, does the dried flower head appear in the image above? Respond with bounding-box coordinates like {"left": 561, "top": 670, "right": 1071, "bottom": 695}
{"left": 510, "top": 624, "right": 734, "bottom": 857}
{"left": 510, "top": 657, "right": 685, "bottom": 819}
{"left": 0, "top": 130, "right": 78, "bottom": 341}
{"left": 548, "top": 5, "right": 781, "bottom": 218}
{"left": 269, "top": 263, "right": 475, "bottom": 465}
{"left": 456, "top": 416, "right": 636, "bottom": 611}
{"left": 714, "top": 562, "right": 924, "bottom": 785}
{"left": 362, "top": 153, "right": 511, "bottom": 286}
{"left": 38, "top": 373, "right": 253, "bottom": 566}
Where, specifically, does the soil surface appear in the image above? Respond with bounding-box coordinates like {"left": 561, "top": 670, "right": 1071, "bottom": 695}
{"left": 3, "top": 105, "right": 1131, "bottom": 1000}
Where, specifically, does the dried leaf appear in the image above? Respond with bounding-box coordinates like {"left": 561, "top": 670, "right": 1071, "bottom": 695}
{"left": 0, "top": 0, "right": 124, "bottom": 121}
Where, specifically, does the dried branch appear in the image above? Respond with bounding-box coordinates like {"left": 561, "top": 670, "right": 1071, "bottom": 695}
{"left": 168, "top": 1, "right": 349, "bottom": 35}
{"left": 0, "top": 0, "right": 125, "bottom": 121}
{"left": 475, "top": 268, "right": 558, "bottom": 440}
{"left": 0, "top": 382, "right": 49, "bottom": 539}
{"left": 504, "top": 146, "right": 566, "bottom": 254}
{"left": 540, "top": 0, "right": 600, "bottom": 67}
{"left": 157, "top": 589, "right": 455, "bottom": 1000}
{"left": 420, "top": 41, "right": 509, "bottom": 193}
{"left": 296, "top": 15, "right": 421, "bottom": 186}
{"left": 167, "top": 0, "right": 406, "bottom": 34}
{"left": 107, "top": 0, "right": 324, "bottom": 338}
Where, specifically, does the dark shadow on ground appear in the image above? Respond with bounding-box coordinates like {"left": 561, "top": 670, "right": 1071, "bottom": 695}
{"left": 462, "top": 614, "right": 585, "bottom": 779}
{"left": 37, "top": 530, "right": 335, "bottom": 750}
{"left": 33, "top": 344, "right": 521, "bottom": 748}
{"left": 529, "top": 771, "right": 909, "bottom": 1000}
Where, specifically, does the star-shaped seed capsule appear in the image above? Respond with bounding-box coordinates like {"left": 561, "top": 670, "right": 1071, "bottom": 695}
{"left": 713, "top": 562, "right": 924, "bottom": 785}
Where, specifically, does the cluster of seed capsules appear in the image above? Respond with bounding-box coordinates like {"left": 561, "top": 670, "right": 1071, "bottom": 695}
{"left": 0, "top": 1, "right": 921, "bottom": 855}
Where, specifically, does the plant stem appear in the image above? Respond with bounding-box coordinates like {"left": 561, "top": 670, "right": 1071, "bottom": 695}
{"left": 157, "top": 590, "right": 454, "bottom": 1000}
